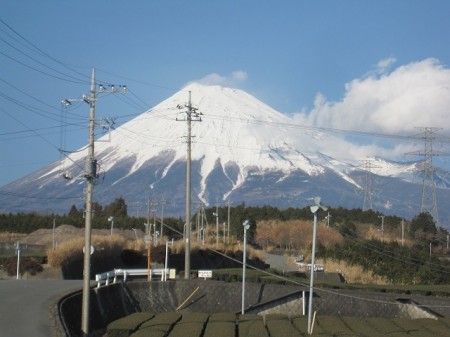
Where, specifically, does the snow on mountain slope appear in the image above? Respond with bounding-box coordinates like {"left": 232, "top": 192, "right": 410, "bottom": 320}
{"left": 4, "top": 82, "right": 450, "bottom": 225}
{"left": 47, "top": 83, "right": 333, "bottom": 199}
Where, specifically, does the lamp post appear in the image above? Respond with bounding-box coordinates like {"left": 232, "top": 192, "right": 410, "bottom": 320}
{"left": 307, "top": 197, "right": 327, "bottom": 335}
{"left": 241, "top": 220, "right": 250, "bottom": 314}
{"left": 164, "top": 239, "right": 174, "bottom": 282}
{"left": 15, "top": 242, "right": 21, "bottom": 280}
{"left": 108, "top": 216, "right": 114, "bottom": 236}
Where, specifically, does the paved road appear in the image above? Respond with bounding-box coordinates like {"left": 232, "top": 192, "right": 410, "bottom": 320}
{"left": 0, "top": 280, "right": 83, "bottom": 337}
{"left": 264, "top": 253, "right": 298, "bottom": 272}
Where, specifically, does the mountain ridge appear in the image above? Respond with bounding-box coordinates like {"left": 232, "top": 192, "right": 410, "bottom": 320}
{"left": 1, "top": 83, "right": 449, "bottom": 228}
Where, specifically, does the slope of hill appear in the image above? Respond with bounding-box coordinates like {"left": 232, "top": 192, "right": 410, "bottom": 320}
{"left": 1, "top": 83, "right": 449, "bottom": 227}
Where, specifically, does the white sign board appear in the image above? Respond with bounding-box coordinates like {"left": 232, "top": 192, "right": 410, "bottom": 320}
{"left": 198, "top": 270, "right": 212, "bottom": 279}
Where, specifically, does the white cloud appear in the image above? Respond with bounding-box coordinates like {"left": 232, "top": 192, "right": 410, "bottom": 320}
{"left": 293, "top": 58, "right": 450, "bottom": 161}
{"left": 376, "top": 57, "right": 396, "bottom": 74}
{"left": 190, "top": 70, "right": 248, "bottom": 87}
{"left": 231, "top": 70, "right": 248, "bottom": 81}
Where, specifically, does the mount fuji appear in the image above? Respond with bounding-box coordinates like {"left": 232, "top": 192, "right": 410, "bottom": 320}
{"left": 1, "top": 83, "right": 450, "bottom": 226}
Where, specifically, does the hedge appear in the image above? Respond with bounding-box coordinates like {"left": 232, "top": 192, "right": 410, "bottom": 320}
{"left": 237, "top": 314, "right": 268, "bottom": 337}
{"left": 264, "top": 314, "right": 300, "bottom": 337}
{"left": 139, "top": 312, "right": 182, "bottom": 328}
{"left": 208, "top": 313, "right": 236, "bottom": 323}
{"left": 203, "top": 321, "right": 236, "bottom": 337}
{"left": 179, "top": 312, "right": 210, "bottom": 323}
{"left": 107, "top": 312, "right": 154, "bottom": 337}
{"left": 167, "top": 322, "right": 206, "bottom": 337}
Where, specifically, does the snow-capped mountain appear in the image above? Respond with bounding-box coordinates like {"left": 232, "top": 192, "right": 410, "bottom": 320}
{"left": 1, "top": 83, "right": 450, "bottom": 226}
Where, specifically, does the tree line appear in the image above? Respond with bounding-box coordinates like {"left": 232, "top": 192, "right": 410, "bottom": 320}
{"left": 1, "top": 197, "right": 450, "bottom": 284}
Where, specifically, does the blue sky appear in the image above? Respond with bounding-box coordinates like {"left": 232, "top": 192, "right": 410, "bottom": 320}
{"left": 2, "top": 0, "right": 450, "bottom": 187}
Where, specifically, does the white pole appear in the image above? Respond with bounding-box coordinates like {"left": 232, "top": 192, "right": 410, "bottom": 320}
{"left": 16, "top": 242, "right": 20, "bottom": 280}
{"left": 302, "top": 291, "right": 306, "bottom": 315}
{"left": 109, "top": 216, "right": 114, "bottom": 236}
{"left": 52, "top": 218, "right": 56, "bottom": 250}
{"left": 164, "top": 240, "right": 169, "bottom": 282}
{"left": 223, "top": 222, "right": 226, "bottom": 244}
{"left": 215, "top": 205, "right": 219, "bottom": 245}
{"left": 308, "top": 212, "right": 318, "bottom": 335}
{"left": 241, "top": 220, "right": 250, "bottom": 314}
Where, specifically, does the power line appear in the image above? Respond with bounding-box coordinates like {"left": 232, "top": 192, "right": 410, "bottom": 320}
{"left": 0, "top": 18, "right": 90, "bottom": 83}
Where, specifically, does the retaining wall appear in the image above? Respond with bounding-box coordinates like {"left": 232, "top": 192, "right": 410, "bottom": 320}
{"left": 58, "top": 280, "right": 450, "bottom": 336}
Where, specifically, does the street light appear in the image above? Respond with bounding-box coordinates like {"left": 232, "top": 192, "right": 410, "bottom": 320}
{"left": 108, "top": 216, "right": 114, "bottom": 236}
{"left": 131, "top": 228, "right": 138, "bottom": 241}
{"left": 242, "top": 220, "right": 250, "bottom": 314}
{"left": 308, "top": 197, "right": 327, "bottom": 335}
{"left": 164, "top": 239, "right": 174, "bottom": 282}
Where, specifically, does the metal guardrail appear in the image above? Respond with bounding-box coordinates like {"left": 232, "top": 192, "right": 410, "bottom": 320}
{"left": 95, "top": 268, "right": 175, "bottom": 288}
{"left": 297, "top": 263, "right": 325, "bottom": 272}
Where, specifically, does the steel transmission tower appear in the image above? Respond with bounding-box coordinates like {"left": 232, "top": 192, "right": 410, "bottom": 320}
{"left": 177, "top": 91, "right": 202, "bottom": 279}
{"left": 361, "top": 159, "right": 379, "bottom": 211}
{"left": 407, "top": 127, "right": 448, "bottom": 228}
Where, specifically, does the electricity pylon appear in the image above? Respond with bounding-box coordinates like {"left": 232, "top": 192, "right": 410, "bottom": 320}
{"left": 361, "top": 159, "right": 379, "bottom": 211}
{"left": 407, "top": 127, "right": 449, "bottom": 228}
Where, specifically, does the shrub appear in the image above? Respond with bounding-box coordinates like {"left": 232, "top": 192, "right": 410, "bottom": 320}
{"left": 47, "top": 235, "right": 128, "bottom": 267}
{"left": 4, "top": 256, "right": 43, "bottom": 276}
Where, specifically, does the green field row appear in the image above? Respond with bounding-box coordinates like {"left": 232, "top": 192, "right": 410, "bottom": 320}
{"left": 107, "top": 311, "right": 450, "bottom": 337}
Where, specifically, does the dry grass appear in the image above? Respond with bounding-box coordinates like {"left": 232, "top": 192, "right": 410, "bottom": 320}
{"left": 256, "top": 220, "right": 345, "bottom": 253}
{"left": 0, "top": 232, "right": 27, "bottom": 242}
{"left": 318, "top": 258, "right": 389, "bottom": 285}
{"left": 47, "top": 234, "right": 129, "bottom": 267}
{"left": 170, "top": 239, "right": 265, "bottom": 262}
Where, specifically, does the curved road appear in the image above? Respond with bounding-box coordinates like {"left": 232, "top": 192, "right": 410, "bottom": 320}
{"left": 0, "top": 280, "right": 83, "bottom": 337}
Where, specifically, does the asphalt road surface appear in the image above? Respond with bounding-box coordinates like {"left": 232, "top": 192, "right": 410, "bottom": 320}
{"left": 0, "top": 280, "right": 83, "bottom": 337}
{"left": 264, "top": 253, "right": 298, "bottom": 272}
